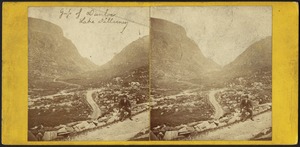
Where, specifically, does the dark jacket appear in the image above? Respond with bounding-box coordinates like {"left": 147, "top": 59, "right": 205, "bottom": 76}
{"left": 119, "top": 99, "right": 131, "bottom": 108}
{"left": 240, "top": 99, "right": 253, "bottom": 109}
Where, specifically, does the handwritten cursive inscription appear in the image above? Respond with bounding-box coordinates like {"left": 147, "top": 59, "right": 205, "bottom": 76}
{"left": 59, "top": 8, "right": 129, "bottom": 33}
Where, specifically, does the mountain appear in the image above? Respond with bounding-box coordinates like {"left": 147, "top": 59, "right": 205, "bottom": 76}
{"left": 150, "top": 18, "right": 221, "bottom": 88}
{"left": 196, "top": 36, "right": 272, "bottom": 89}
{"left": 223, "top": 36, "right": 272, "bottom": 75}
{"left": 100, "top": 35, "right": 149, "bottom": 72}
{"left": 28, "top": 17, "right": 98, "bottom": 89}
{"left": 62, "top": 35, "right": 149, "bottom": 86}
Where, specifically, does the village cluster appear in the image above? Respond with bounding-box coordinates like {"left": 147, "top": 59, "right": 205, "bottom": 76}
{"left": 219, "top": 70, "right": 272, "bottom": 113}
{"left": 29, "top": 87, "right": 149, "bottom": 141}
{"left": 28, "top": 66, "right": 150, "bottom": 141}
{"left": 149, "top": 70, "right": 272, "bottom": 140}
{"left": 150, "top": 95, "right": 271, "bottom": 140}
{"left": 28, "top": 67, "right": 271, "bottom": 141}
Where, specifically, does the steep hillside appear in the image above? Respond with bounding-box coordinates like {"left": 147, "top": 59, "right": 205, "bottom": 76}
{"left": 62, "top": 36, "right": 149, "bottom": 87}
{"left": 150, "top": 18, "right": 220, "bottom": 88}
{"left": 28, "top": 17, "right": 98, "bottom": 94}
{"left": 220, "top": 36, "right": 272, "bottom": 79}
{"left": 224, "top": 36, "right": 272, "bottom": 72}
{"left": 198, "top": 36, "right": 272, "bottom": 89}
{"left": 100, "top": 35, "right": 149, "bottom": 72}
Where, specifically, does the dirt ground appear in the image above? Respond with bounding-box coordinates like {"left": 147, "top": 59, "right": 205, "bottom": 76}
{"left": 69, "top": 111, "right": 150, "bottom": 141}
{"left": 189, "top": 110, "right": 271, "bottom": 140}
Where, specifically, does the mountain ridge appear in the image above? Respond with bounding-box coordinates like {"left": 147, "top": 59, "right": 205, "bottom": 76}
{"left": 28, "top": 17, "right": 98, "bottom": 91}
{"left": 62, "top": 35, "right": 150, "bottom": 87}
{"left": 223, "top": 36, "right": 272, "bottom": 73}
{"left": 150, "top": 18, "right": 221, "bottom": 88}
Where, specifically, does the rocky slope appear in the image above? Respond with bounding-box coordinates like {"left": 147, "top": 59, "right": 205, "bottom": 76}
{"left": 199, "top": 36, "right": 272, "bottom": 88}
{"left": 223, "top": 36, "right": 272, "bottom": 76}
{"left": 63, "top": 35, "right": 149, "bottom": 87}
{"left": 150, "top": 18, "right": 221, "bottom": 88}
{"left": 28, "top": 17, "right": 98, "bottom": 90}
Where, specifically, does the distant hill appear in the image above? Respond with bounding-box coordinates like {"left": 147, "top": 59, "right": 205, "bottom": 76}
{"left": 28, "top": 17, "right": 98, "bottom": 91}
{"left": 100, "top": 35, "right": 149, "bottom": 72}
{"left": 196, "top": 36, "right": 272, "bottom": 89}
{"left": 150, "top": 18, "right": 221, "bottom": 88}
{"left": 223, "top": 36, "right": 272, "bottom": 76}
{"left": 62, "top": 35, "right": 149, "bottom": 87}
{"left": 29, "top": 17, "right": 272, "bottom": 94}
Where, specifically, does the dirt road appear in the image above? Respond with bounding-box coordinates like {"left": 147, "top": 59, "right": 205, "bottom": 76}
{"left": 153, "top": 88, "right": 200, "bottom": 102}
{"left": 29, "top": 78, "right": 81, "bottom": 102}
{"left": 69, "top": 111, "right": 150, "bottom": 141}
{"left": 86, "top": 89, "right": 102, "bottom": 119}
{"left": 53, "top": 77, "right": 81, "bottom": 89}
{"left": 53, "top": 77, "right": 101, "bottom": 119}
{"left": 208, "top": 89, "right": 225, "bottom": 119}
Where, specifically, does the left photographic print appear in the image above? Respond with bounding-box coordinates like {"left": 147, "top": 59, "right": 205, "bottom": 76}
{"left": 28, "top": 7, "right": 150, "bottom": 141}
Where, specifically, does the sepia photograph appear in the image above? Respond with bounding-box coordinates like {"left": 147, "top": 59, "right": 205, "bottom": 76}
{"left": 28, "top": 5, "right": 272, "bottom": 142}
{"left": 28, "top": 7, "right": 150, "bottom": 141}
{"left": 149, "top": 6, "right": 272, "bottom": 141}
{"left": 2, "top": 1, "right": 298, "bottom": 145}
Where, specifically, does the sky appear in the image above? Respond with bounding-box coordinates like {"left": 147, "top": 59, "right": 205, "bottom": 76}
{"left": 151, "top": 6, "right": 272, "bottom": 66}
{"left": 29, "top": 7, "right": 150, "bottom": 66}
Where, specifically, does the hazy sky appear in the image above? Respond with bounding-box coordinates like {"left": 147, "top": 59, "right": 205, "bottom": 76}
{"left": 29, "top": 7, "right": 149, "bottom": 66}
{"left": 151, "top": 6, "right": 272, "bottom": 66}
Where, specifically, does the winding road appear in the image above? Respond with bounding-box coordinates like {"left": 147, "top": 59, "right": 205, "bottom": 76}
{"left": 153, "top": 88, "right": 200, "bottom": 102}
{"left": 208, "top": 89, "right": 225, "bottom": 119}
{"left": 53, "top": 77, "right": 81, "bottom": 89}
{"left": 53, "top": 77, "right": 101, "bottom": 119}
{"left": 174, "top": 78, "right": 225, "bottom": 119}
{"left": 153, "top": 86, "right": 225, "bottom": 120}
{"left": 86, "top": 89, "right": 102, "bottom": 119}
{"left": 51, "top": 79, "right": 150, "bottom": 140}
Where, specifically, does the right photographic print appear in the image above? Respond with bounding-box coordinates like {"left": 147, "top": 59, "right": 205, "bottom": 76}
{"left": 149, "top": 6, "right": 272, "bottom": 141}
